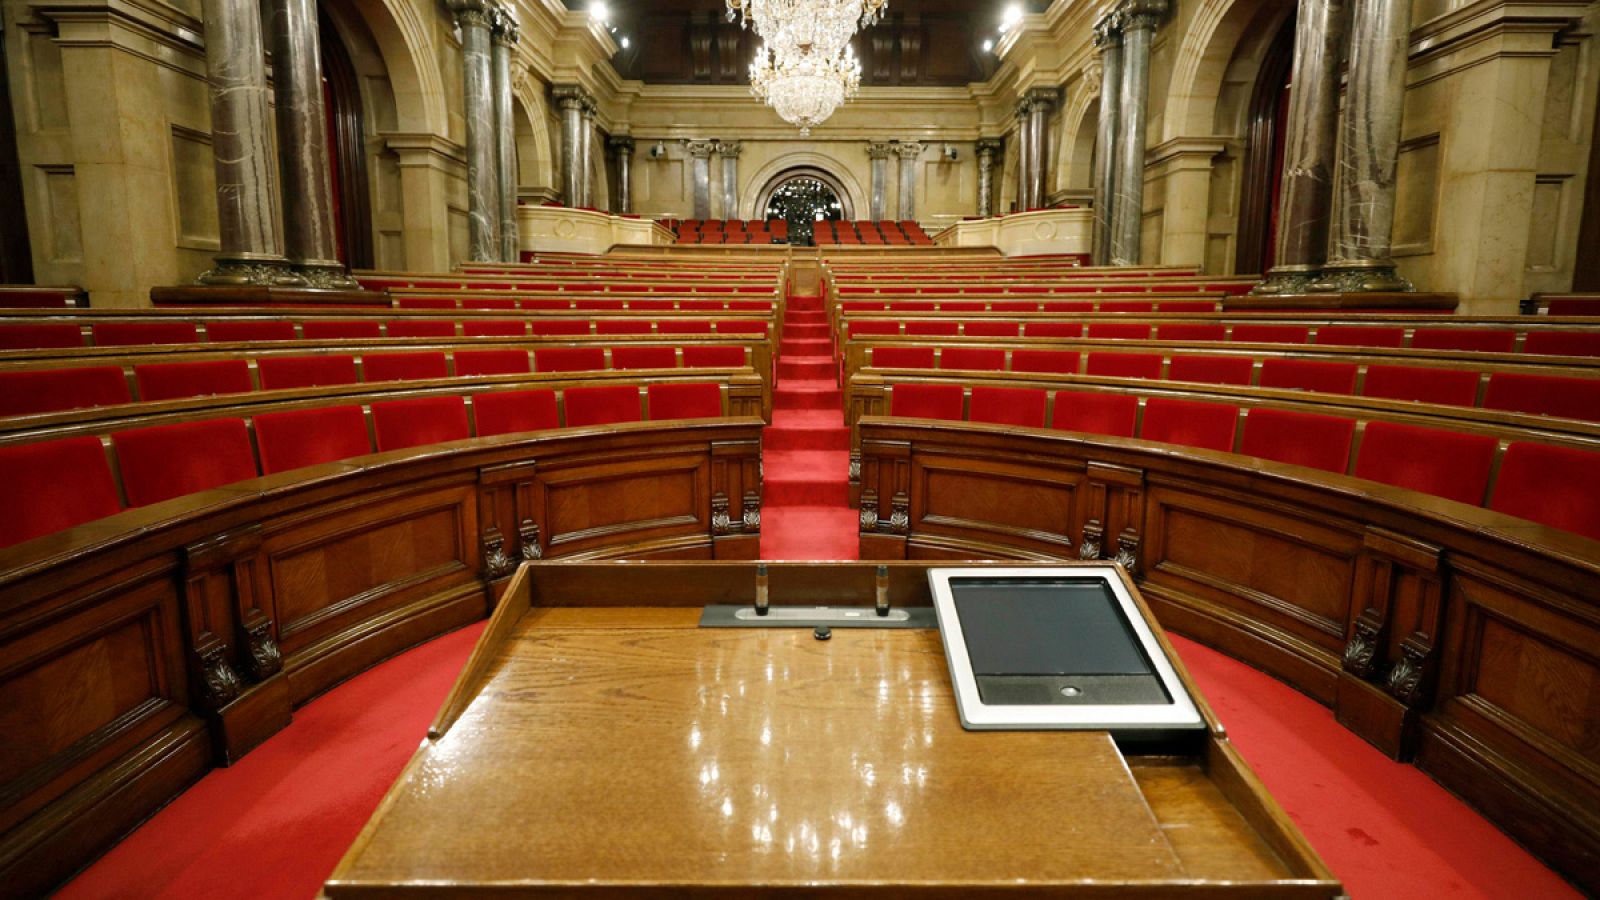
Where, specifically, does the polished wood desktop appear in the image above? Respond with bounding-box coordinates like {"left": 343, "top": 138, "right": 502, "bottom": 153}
{"left": 325, "top": 562, "right": 1340, "bottom": 897}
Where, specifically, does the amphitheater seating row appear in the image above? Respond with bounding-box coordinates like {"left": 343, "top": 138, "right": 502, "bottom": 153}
{"left": 0, "top": 345, "right": 752, "bottom": 418}
{"left": 880, "top": 384, "right": 1600, "bottom": 543}
{"left": 841, "top": 299, "right": 1222, "bottom": 315}
{"left": 0, "top": 381, "right": 730, "bottom": 550}
{"left": 1530, "top": 293, "right": 1600, "bottom": 316}
{"left": 858, "top": 347, "right": 1600, "bottom": 423}
{"left": 355, "top": 276, "right": 777, "bottom": 295}
{"left": 0, "top": 318, "right": 771, "bottom": 350}
{"left": 390, "top": 294, "right": 775, "bottom": 309}
{"left": 674, "top": 220, "right": 790, "bottom": 244}
{"left": 833, "top": 280, "right": 1256, "bottom": 297}
{"left": 0, "top": 285, "right": 86, "bottom": 308}
{"left": 815, "top": 220, "right": 933, "bottom": 246}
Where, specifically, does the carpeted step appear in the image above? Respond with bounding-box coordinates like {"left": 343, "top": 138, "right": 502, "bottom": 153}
{"left": 758, "top": 506, "right": 860, "bottom": 560}
{"left": 784, "top": 323, "right": 829, "bottom": 339}
{"left": 774, "top": 383, "right": 842, "bottom": 410}
{"left": 786, "top": 310, "right": 828, "bottom": 325}
{"left": 778, "top": 358, "right": 836, "bottom": 380}
{"left": 762, "top": 450, "right": 850, "bottom": 506}
{"left": 763, "top": 410, "right": 850, "bottom": 450}
{"left": 786, "top": 295, "right": 823, "bottom": 312}
{"left": 780, "top": 338, "right": 833, "bottom": 357}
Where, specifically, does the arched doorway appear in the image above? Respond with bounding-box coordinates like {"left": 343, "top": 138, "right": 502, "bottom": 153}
{"left": 1233, "top": 13, "right": 1295, "bottom": 275}
{"left": 320, "top": 6, "right": 374, "bottom": 269}
{"left": 755, "top": 168, "right": 853, "bottom": 246}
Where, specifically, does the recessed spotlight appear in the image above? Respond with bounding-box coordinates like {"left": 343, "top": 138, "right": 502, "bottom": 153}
{"left": 1000, "top": 4, "right": 1022, "bottom": 30}
{"left": 589, "top": 1, "right": 608, "bottom": 22}
{"left": 982, "top": 38, "right": 994, "bottom": 52}
{"left": 620, "top": 36, "right": 631, "bottom": 48}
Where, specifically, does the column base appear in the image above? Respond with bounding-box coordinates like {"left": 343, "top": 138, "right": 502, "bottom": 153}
{"left": 1309, "top": 261, "right": 1413, "bottom": 293}
{"left": 1250, "top": 266, "right": 1323, "bottom": 296}
{"left": 293, "top": 262, "right": 362, "bottom": 290}
{"left": 197, "top": 257, "right": 308, "bottom": 288}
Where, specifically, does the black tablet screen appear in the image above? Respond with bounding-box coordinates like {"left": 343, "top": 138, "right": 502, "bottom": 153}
{"left": 951, "top": 578, "right": 1154, "bottom": 677}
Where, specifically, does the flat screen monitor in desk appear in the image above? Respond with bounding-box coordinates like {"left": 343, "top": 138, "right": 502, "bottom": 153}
{"left": 930, "top": 566, "right": 1205, "bottom": 736}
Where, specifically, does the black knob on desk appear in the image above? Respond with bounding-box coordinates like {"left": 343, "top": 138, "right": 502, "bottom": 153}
{"left": 814, "top": 626, "right": 832, "bottom": 641}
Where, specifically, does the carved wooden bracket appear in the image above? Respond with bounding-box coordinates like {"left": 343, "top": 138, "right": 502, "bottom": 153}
{"left": 860, "top": 487, "right": 881, "bottom": 531}
{"left": 1346, "top": 527, "right": 1446, "bottom": 710}
{"left": 711, "top": 492, "right": 733, "bottom": 535}
{"left": 483, "top": 525, "right": 515, "bottom": 579}
{"left": 183, "top": 524, "right": 276, "bottom": 706}
{"left": 518, "top": 519, "right": 543, "bottom": 560}
{"left": 1078, "top": 519, "right": 1104, "bottom": 560}
{"left": 741, "top": 490, "right": 762, "bottom": 532}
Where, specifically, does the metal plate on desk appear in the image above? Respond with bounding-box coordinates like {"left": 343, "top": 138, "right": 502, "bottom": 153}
{"left": 699, "top": 604, "right": 937, "bottom": 628}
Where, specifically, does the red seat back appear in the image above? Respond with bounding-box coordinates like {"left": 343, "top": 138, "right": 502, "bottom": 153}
{"left": 135, "top": 359, "right": 254, "bottom": 401}
{"left": 456, "top": 348, "right": 530, "bottom": 376}
{"left": 206, "top": 320, "right": 297, "bottom": 343}
{"left": 0, "top": 323, "right": 84, "bottom": 349}
{"left": 1523, "top": 330, "right": 1600, "bottom": 357}
{"left": 941, "top": 348, "right": 1006, "bottom": 371}
{"left": 1023, "top": 322, "right": 1083, "bottom": 338}
{"left": 520, "top": 298, "right": 571, "bottom": 311}
{"left": 1240, "top": 408, "right": 1355, "bottom": 473}
{"left": 872, "top": 347, "right": 936, "bottom": 369}
{"left": 530, "top": 320, "right": 591, "bottom": 336}
{"left": 1546, "top": 298, "right": 1600, "bottom": 316}
{"left": 371, "top": 396, "right": 470, "bottom": 451}
{"left": 964, "top": 321, "right": 1021, "bottom": 338}
{"left": 0, "top": 367, "right": 131, "bottom": 417}
{"left": 1158, "top": 324, "right": 1227, "bottom": 342}
{"left": 1050, "top": 390, "right": 1138, "bottom": 437}
{"left": 1010, "top": 349, "right": 1080, "bottom": 374}
{"left": 397, "top": 297, "right": 455, "bottom": 310}
{"left": 254, "top": 405, "right": 372, "bottom": 474}
{"left": 113, "top": 418, "right": 258, "bottom": 506}
{"left": 889, "top": 383, "right": 964, "bottom": 420}
{"left": 715, "top": 321, "right": 767, "bottom": 336}
{"left": 364, "top": 351, "right": 449, "bottom": 382}
{"left": 1168, "top": 355, "right": 1253, "bottom": 386}
{"left": 1482, "top": 373, "right": 1600, "bottom": 422}
{"left": 1140, "top": 398, "right": 1239, "bottom": 452}
{"left": 462, "top": 319, "right": 527, "bottom": 338}
{"left": 1315, "top": 326, "right": 1405, "bottom": 348}
{"left": 1087, "top": 323, "right": 1151, "bottom": 340}
{"left": 1098, "top": 301, "right": 1153, "bottom": 314}
{"left": 596, "top": 320, "right": 653, "bottom": 335}
{"left": 1086, "top": 352, "right": 1162, "bottom": 380}
{"left": 1259, "top": 358, "right": 1358, "bottom": 394}
{"left": 1362, "top": 365, "right": 1479, "bottom": 407}
{"left": 1490, "top": 442, "right": 1600, "bottom": 541}
{"left": 257, "top": 355, "right": 358, "bottom": 391}
{"left": 906, "top": 321, "right": 960, "bottom": 337}
{"left": 1410, "top": 328, "right": 1514, "bottom": 354}
{"left": 0, "top": 436, "right": 122, "bottom": 547}
{"left": 473, "top": 389, "right": 560, "bottom": 437}
{"left": 93, "top": 321, "right": 198, "bottom": 346}
{"left": 969, "top": 387, "right": 1047, "bottom": 428}
{"left": 647, "top": 382, "right": 723, "bottom": 419}
{"left": 387, "top": 320, "right": 457, "bottom": 339}
{"left": 850, "top": 321, "right": 900, "bottom": 338}
{"left": 534, "top": 347, "right": 604, "bottom": 373}
{"left": 683, "top": 346, "right": 747, "bottom": 368}
{"left": 612, "top": 346, "right": 678, "bottom": 370}
{"left": 564, "top": 385, "right": 642, "bottom": 426}
{"left": 1231, "top": 324, "right": 1309, "bottom": 345}
{"left": 659, "top": 320, "right": 713, "bottom": 334}
{"left": 303, "top": 320, "right": 382, "bottom": 340}
{"left": 1353, "top": 422, "right": 1496, "bottom": 505}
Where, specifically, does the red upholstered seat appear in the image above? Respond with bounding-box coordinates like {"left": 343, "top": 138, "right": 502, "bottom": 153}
{"left": 728, "top": 301, "right": 770, "bottom": 312}
{"left": 1482, "top": 373, "right": 1600, "bottom": 422}
{"left": 1168, "top": 355, "right": 1254, "bottom": 386}
{"left": 1088, "top": 323, "right": 1152, "bottom": 340}
{"left": 683, "top": 346, "right": 746, "bottom": 368}
{"left": 1086, "top": 352, "right": 1163, "bottom": 380}
{"left": 0, "top": 436, "right": 122, "bottom": 548}
{"left": 93, "top": 321, "right": 198, "bottom": 346}
{"left": 1490, "top": 442, "right": 1600, "bottom": 541}
{"left": 647, "top": 382, "right": 723, "bottom": 419}
{"left": 112, "top": 418, "right": 258, "bottom": 506}
{"left": 889, "top": 383, "right": 964, "bottom": 420}
{"left": 530, "top": 320, "right": 590, "bottom": 336}
{"left": 364, "top": 351, "right": 448, "bottom": 382}
{"left": 942, "top": 302, "right": 985, "bottom": 313}
{"left": 257, "top": 355, "right": 358, "bottom": 391}
{"left": 462, "top": 297, "right": 515, "bottom": 311}
{"left": 396, "top": 297, "right": 456, "bottom": 310}
{"left": 456, "top": 348, "right": 531, "bottom": 376}
{"left": 630, "top": 300, "right": 674, "bottom": 311}
{"left": 1157, "top": 301, "right": 1214, "bottom": 313}
{"left": 897, "top": 302, "right": 937, "bottom": 312}
{"left": 534, "top": 347, "right": 604, "bottom": 373}
{"left": 1315, "top": 325, "right": 1405, "bottom": 348}
{"left": 463, "top": 320, "right": 527, "bottom": 338}
{"left": 575, "top": 299, "right": 625, "bottom": 311}
{"left": 907, "top": 321, "right": 961, "bottom": 337}
{"left": 658, "top": 320, "right": 713, "bottom": 334}
{"left": 680, "top": 300, "right": 721, "bottom": 311}
{"left": 611, "top": 346, "right": 678, "bottom": 370}
{"left": 564, "top": 385, "right": 642, "bottom": 426}
{"left": 872, "top": 347, "right": 936, "bottom": 369}
{"left": 135, "top": 360, "right": 253, "bottom": 401}
{"left": 1523, "top": 331, "right": 1600, "bottom": 357}
{"left": 1024, "top": 322, "right": 1084, "bottom": 338}
{"left": 1231, "top": 324, "right": 1310, "bottom": 345}
{"left": 371, "top": 396, "right": 471, "bottom": 451}
{"left": 596, "top": 320, "right": 653, "bottom": 335}
{"left": 1050, "top": 390, "right": 1138, "bottom": 438}
{"left": 715, "top": 321, "right": 767, "bottom": 336}
{"left": 386, "top": 320, "right": 457, "bottom": 338}
{"left": 1259, "top": 358, "right": 1358, "bottom": 394}
{"left": 206, "top": 320, "right": 297, "bottom": 343}
{"left": 1010, "top": 349, "right": 1080, "bottom": 374}
{"left": 964, "top": 322, "right": 1021, "bottom": 337}
{"left": 520, "top": 299, "right": 570, "bottom": 311}
{"left": 254, "top": 405, "right": 372, "bottom": 475}
{"left": 473, "top": 389, "right": 560, "bottom": 437}
{"left": 851, "top": 321, "right": 900, "bottom": 337}
{"left": 969, "top": 387, "right": 1047, "bottom": 428}
{"left": 1240, "top": 408, "right": 1355, "bottom": 473}
{"left": 0, "top": 367, "right": 131, "bottom": 417}
{"left": 1353, "top": 421, "right": 1497, "bottom": 505}
{"left": 1362, "top": 364, "right": 1480, "bottom": 407}
{"left": 1140, "top": 397, "right": 1239, "bottom": 452}
{"left": 1410, "top": 328, "right": 1515, "bottom": 354}
{"left": 1043, "top": 302, "right": 1095, "bottom": 313}
{"left": 0, "top": 323, "right": 84, "bottom": 349}
{"left": 303, "top": 320, "right": 382, "bottom": 340}
{"left": 843, "top": 301, "right": 887, "bottom": 312}
{"left": 1098, "top": 301, "right": 1154, "bottom": 313}
{"left": 941, "top": 347, "right": 1006, "bottom": 371}
{"left": 1158, "top": 324, "right": 1227, "bottom": 342}
{"left": 992, "top": 301, "right": 1037, "bottom": 313}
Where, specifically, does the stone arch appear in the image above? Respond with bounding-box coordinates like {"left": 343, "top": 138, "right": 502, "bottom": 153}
{"left": 1056, "top": 75, "right": 1101, "bottom": 196}
{"left": 512, "top": 78, "right": 555, "bottom": 192}
{"left": 739, "top": 152, "right": 866, "bottom": 221}
{"left": 331, "top": 0, "right": 449, "bottom": 136}
{"left": 751, "top": 166, "right": 857, "bottom": 221}
{"left": 1162, "top": 0, "right": 1287, "bottom": 143}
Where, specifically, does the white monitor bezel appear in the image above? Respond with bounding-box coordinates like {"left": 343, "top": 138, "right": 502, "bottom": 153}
{"left": 929, "top": 565, "right": 1204, "bottom": 731}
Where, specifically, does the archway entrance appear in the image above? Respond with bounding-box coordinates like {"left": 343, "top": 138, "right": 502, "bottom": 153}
{"left": 756, "top": 168, "right": 852, "bottom": 246}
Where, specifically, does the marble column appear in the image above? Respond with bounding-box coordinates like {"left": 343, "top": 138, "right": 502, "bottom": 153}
{"left": 1091, "top": 10, "right": 1124, "bottom": 266}
{"left": 491, "top": 8, "right": 519, "bottom": 262}
{"left": 975, "top": 138, "right": 1002, "bottom": 217}
{"left": 450, "top": 0, "right": 499, "bottom": 261}
{"left": 687, "top": 140, "right": 715, "bottom": 220}
{"left": 270, "top": 0, "right": 354, "bottom": 285}
{"left": 553, "top": 85, "right": 585, "bottom": 207}
{"left": 1254, "top": 0, "right": 1349, "bottom": 294}
{"left": 1015, "top": 98, "right": 1033, "bottom": 213}
{"left": 895, "top": 141, "right": 923, "bottom": 220}
{"left": 581, "top": 100, "right": 599, "bottom": 208}
{"left": 197, "top": 0, "right": 300, "bottom": 285}
{"left": 717, "top": 141, "right": 742, "bottom": 219}
{"left": 609, "top": 136, "right": 635, "bottom": 214}
{"left": 1111, "top": 0, "right": 1167, "bottom": 266}
{"left": 1313, "top": 0, "right": 1413, "bottom": 292}
{"left": 867, "top": 142, "right": 892, "bottom": 220}
{"left": 1026, "top": 87, "right": 1057, "bottom": 209}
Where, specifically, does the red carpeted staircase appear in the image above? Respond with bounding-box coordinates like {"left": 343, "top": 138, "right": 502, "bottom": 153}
{"left": 760, "top": 288, "right": 859, "bottom": 560}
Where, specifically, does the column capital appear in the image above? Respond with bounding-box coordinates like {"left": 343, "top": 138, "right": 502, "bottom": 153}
{"left": 446, "top": 0, "right": 494, "bottom": 30}
{"left": 1092, "top": 7, "right": 1124, "bottom": 47}
{"left": 551, "top": 83, "right": 589, "bottom": 112}
{"left": 686, "top": 140, "right": 716, "bottom": 159}
{"left": 1025, "top": 86, "right": 1059, "bottom": 111}
{"left": 893, "top": 141, "right": 924, "bottom": 160}
{"left": 580, "top": 97, "right": 599, "bottom": 118}
{"left": 608, "top": 135, "right": 635, "bottom": 155}
{"left": 1015, "top": 97, "right": 1032, "bottom": 119}
{"left": 1081, "top": 60, "right": 1105, "bottom": 97}
{"left": 975, "top": 138, "right": 1003, "bottom": 159}
{"left": 1117, "top": 0, "right": 1169, "bottom": 32}
{"left": 490, "top": 6, "right": 520, "bottom": 45}
{"left": 715, "top": 141, "right": 743, "bottom": 158}
{"left": 867, "top": 141, "right": 894, "bottom": 160}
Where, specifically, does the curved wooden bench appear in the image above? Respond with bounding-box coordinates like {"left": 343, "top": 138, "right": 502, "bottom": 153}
{"left": 0, "top": 417, "right": 764, "bottom": 896}
{"left": 853, "top": 416, "right": 1599, "bottom": 894}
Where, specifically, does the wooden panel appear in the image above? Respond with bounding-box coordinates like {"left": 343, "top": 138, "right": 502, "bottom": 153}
{"left": 912, "top": 450, "right": 1080, "bottom": 554}
{"left": 542, "top": 452, "right": 706, "bottom": 553}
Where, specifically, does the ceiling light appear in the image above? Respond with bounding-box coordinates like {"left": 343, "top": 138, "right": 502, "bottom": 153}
{"left": 982, "top": 38, "right": 993, "bottom": 52}
{"left": 620, "top": 36, "right": 631, "bottom": 48}
{"left": 1000, "top": 4, "right": 1022, "bottom": 31}
{"left": 589, "top": 1, "right": 608, "bottom": 22}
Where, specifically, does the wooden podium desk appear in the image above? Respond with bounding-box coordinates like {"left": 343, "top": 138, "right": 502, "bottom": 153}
{"left": 325, "top": 562, "right": 1341, "bottom": 898}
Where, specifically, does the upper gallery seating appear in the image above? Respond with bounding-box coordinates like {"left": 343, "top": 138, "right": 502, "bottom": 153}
{"left": 673, "top": 219, "right": 790, "bottom": 244}
{"left": 1528, "top": 292, "right": 1600, "bottom": 315}
{"left": 0, "top": 285, "right": 87, "bottom": 308}
{"left": 814, "top": 220, "right": 934, "bottom": 246}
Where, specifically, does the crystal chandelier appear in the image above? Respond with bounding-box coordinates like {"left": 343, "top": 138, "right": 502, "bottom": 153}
{"left": 727, "top": 0, "right": 886, "bottom": 134}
